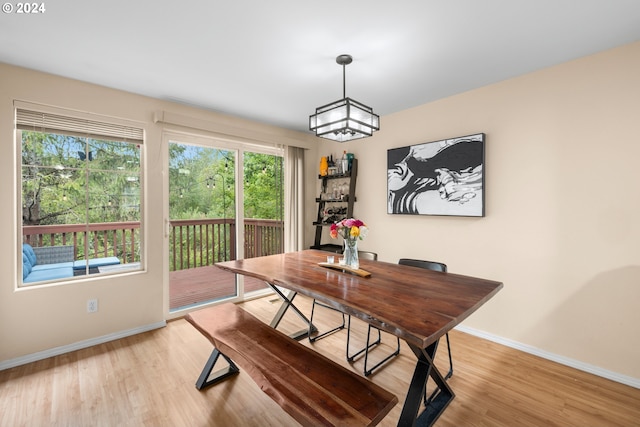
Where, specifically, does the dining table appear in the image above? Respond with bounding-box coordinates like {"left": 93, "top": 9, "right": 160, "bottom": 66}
{"left": 215, "top": 249, "right": 503, "bottom": 427}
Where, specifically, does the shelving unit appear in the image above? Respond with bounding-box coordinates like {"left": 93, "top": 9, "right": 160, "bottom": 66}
{"left": 311, "top": 159, "right": 357, "bottom": 253}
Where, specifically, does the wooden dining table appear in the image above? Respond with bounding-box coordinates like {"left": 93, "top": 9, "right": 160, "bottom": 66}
{"left": 215, "top": 249, "right": 503, "bottom": 427}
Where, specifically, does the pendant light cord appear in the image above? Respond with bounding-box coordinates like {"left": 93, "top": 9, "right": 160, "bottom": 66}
{"left": 342, "top": 62, "right": 346, "bottom": 99}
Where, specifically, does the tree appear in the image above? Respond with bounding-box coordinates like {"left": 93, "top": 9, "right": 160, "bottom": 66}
{"left": 21, "top": 130, "right": 141, "bottom": 226}
{"left": 168, "top": 144, "right": 236, "bottom": 220}
{"left": 243, "top": 152, "right": 283, "bottom": 220}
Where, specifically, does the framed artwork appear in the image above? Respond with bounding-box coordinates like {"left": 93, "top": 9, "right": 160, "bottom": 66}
{"left": 387, "top": 133, "right": 485, "bottom": 217}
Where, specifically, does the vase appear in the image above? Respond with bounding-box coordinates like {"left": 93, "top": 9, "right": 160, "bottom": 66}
{"left": 343, "top": 238, "right": 359, "bottom": 269}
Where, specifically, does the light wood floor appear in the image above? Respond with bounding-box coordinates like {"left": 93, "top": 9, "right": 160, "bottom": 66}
{"left": 1, "top": 295, "right": 639, "bottom": 427}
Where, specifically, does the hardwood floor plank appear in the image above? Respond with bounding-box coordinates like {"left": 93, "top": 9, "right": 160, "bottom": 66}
{"left": 1, "top": 295, "right": 639, "bottom": 426}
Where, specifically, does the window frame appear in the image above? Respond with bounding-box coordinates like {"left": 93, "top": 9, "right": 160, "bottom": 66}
{"left": 16, "top": 101, "right": 145, "bottom": 287}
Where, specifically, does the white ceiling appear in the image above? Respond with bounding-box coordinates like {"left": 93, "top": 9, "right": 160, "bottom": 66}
{"left": 2, "top": 1, "right": 640, "bottom": 134}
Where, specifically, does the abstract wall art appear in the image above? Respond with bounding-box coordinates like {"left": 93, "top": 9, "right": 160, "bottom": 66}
{"left": 387, "top": 133, "right": 485, "bottom": 217}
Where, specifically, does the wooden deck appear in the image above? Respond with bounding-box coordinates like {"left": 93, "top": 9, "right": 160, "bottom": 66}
{"left": 169, "top": 265, "right": 268, "bottom": 310}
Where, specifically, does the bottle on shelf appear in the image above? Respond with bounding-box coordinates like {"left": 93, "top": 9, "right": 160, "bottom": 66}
{"left": 346, "top": 152, "right": 354, "bottom": 172}
{"left": 320, "top": 156, "right": 328, "bottom": 176}
{"left": 341, "top": 151, "right": 348, "bottom": 175}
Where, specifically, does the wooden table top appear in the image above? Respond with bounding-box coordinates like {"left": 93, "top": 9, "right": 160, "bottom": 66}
{"left": 216, "top": 250, "right": 503, "bottom": 349}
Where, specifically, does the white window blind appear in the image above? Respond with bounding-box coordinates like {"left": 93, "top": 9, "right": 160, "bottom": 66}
{"left": 16, "top": 108, "right": 144, "bottom": 143}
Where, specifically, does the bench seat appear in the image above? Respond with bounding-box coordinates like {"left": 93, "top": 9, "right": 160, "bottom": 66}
{"left": 185, "top": 303, "right": 398, "bottom": 427}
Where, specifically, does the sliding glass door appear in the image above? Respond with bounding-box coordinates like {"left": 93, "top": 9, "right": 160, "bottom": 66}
{"left": 168, "top": 141, "right": 236, "bottom": 311}
{"left": 166, "top": 135, "right": 284, "bottom": 312}
{"left": 242, "top": 151, "right": 284, "bottom": 295}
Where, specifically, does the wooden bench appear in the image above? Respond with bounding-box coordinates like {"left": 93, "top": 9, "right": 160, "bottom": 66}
{"left": 185, "top": 303, "right": 398, "bottom": 427}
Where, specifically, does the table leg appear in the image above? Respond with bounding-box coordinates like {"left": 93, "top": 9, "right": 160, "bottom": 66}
{"left": 398, "top": 342, "right": 455, "bottom": 427}
{"left": 267, "top": 283, "right": 317, "bottom": 340}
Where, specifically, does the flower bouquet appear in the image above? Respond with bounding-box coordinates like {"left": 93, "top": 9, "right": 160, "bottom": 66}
{"left": 330, "top": 218, "right": 368, "bottom": 269}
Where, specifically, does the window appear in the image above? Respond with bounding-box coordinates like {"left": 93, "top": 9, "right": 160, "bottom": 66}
{"left": 17, "top": 105, "right": 144, "bottom": 286}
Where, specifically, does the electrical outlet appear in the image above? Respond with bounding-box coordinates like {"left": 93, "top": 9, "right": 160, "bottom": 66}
{"left": 87, "top": 298, "right": 98, "bottom": 313}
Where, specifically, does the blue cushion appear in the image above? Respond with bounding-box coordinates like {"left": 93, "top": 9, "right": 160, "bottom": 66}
{"left": 22, "top": 253, "right": 32, "bottom": 280}
{"left": 23, "top": 266, "right": 74, "bottom": 283}
{"left": 22, "top": 243, "right": 37, "bottom": 265}
{"left": 72, "top": 257, "right": 120, "bottom": 270}
{"left": 31, "top": 261, "right": 75, "bottom": 271}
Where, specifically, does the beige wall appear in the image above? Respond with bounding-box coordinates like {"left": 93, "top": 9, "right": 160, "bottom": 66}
{"left": 312, "top": 41, "right": 640, "bottom": 381}
{"left": 2, "top": 40, "right": 639, "bottom": 384}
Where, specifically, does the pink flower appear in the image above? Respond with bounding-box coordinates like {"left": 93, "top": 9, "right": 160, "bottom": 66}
{"left": 330, "top": 218, "right": 368, "bottom": 241}
{"left": 343, "top": 218, "right": 356, "bottom": 228}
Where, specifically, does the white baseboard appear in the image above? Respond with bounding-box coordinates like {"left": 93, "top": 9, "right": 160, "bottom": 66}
{"left": 455, "top": 324, "right": 640, "bottom": 389}
{"left": 0, "top": 321, "right": 166, "bottom": 371}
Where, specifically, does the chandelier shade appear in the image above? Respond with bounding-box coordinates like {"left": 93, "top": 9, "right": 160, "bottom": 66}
{"left": 309, "top": 55, "right": 380, "bottom": 142}
{"left": 309, "top": 97, "right": 379, "bottom": 142}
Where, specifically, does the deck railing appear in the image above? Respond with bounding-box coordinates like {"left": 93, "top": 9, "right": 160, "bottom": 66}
{"left": 22, "top": 218, "right": 284, "bottom": 271}
{"left": 169, "top": 218, "right": 284, "bottom": 270}
{"left": 23, "top": 222, "right": 140, "bottom": 263}
{"left": 169, "top": 218, "right": 235, "bottom": 271}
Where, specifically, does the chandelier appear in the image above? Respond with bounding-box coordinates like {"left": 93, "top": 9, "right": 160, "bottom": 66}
{"left": 309, "top": 54, "right": 380, "bottom": 142}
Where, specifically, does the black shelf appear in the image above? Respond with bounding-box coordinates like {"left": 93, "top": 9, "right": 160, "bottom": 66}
{"left": 312, "top": 159, "right": 357, "bottom": 249}
{"left": 317, "top": 172, "right": 351, "bottom": 180}
{"left": 314, "top": 196, "right": 355, "bottom": 203}
{"left": 313, "top": 220, "right": 346, "bottom": 226}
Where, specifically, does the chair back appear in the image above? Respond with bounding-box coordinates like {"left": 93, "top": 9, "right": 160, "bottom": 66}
{"left": 358, "top": 251, "right": 378, "bottom": 261}
{"left": 398, "top": 258, "right": 446, "bottom": 272}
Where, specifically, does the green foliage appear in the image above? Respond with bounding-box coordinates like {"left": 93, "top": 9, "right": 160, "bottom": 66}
{"left": 21, "top": 131, "right": 141, "bottom": 226}
{"left": 23, "top": 135, "right": 283, "bottom": 226}
{"left": 243, "top": 152, "right": 284, "bottom": 220}
{"left": 168, "top": 144, "right": 284, "bottom": 221}
{"left": 169, "top": 143, "right": 236, "bottom": 219}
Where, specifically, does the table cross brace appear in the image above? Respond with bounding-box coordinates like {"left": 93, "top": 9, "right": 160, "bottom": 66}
{"left": 398, "top": 342, "right": 455, "bottom": 427}
{"left": 267, "top": 282, "right": 317, "bottom": 340}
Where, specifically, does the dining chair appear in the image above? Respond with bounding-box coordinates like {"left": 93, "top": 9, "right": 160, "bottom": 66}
{"left": 398, "top": 258, "right": 452, "bottom": 405}
{"left": 346, "top": 310, "right": 401, "bottom": 377}
{"left": 308, "top": 251, "right": 378, "bottom": 344}
{"left": 343, "top": 252, "right": 401, "bottom": 377}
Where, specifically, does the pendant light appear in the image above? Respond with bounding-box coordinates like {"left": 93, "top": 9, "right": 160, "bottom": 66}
{"left": 309, "top": 54, "right": 380, "bottom": 142}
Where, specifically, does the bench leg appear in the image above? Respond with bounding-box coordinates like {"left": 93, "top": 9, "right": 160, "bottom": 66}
{"left": 195, "top": 348, "right": 240, "bottom": 390}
